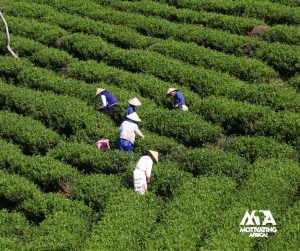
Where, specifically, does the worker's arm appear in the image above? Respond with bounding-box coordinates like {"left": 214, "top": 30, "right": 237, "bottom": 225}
{"left": 145, "top": 159, "right": 153, "bottom": 183}
{"left": 99, "top": 95, "right": 107, "bottom": 109}
{"left": 134, "top": 126, "right": 144, "bottom": 139}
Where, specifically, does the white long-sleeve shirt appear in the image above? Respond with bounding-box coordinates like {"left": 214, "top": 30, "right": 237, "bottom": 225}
{"left": 119, "top": 120, "right": 143, "bottom": 144}
{"left": 100, "top": 95, "right": 107, "bottom": 108}
{"left": 135, "top": 155, "right": 153, "bottom": 178}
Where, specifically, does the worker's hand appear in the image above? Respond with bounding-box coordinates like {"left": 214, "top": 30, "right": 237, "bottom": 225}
{"left": 147, "top": 177, "right": 151, "bottom": 184}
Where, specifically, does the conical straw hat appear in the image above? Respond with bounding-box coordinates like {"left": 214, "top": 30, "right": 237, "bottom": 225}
{"left": 96, "top": 88, "right": 106, "bottom": 96}
{"left": 166, "top": 87, "right": 178, "bottom": 95}
{"left": 128, "top": 97, "right": 142, "bottom": 106}
{"left": 148, "top": 150, "right": 159, "bottom": 163}
{"left": 126, "top": 112, "right": 141, "bottom": 122}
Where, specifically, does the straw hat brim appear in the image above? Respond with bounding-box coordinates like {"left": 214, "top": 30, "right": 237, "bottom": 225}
{"left": 166, "top": 88, "right": 178, "bottom": 96}
{"left": 128, "top": 97, "right": 142, "bottom": 107}
{"left": 95, "top": 88, "right": 106, "bottom": 96}
{"left": 126, "top": 112, "right": 141, "bottom": 122}
{"left": 148, "top": 150, "right": 159, "bottom": 163}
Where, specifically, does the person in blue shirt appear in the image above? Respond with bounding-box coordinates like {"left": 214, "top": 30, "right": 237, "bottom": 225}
{"left": 96, "top": 88, "right": 118, "bottom": 117}
{"left": 166, "top": 88, "right": 188, "bottom": 111}
{"left": 125, "top": 97, "right": 142, "bottom": 117}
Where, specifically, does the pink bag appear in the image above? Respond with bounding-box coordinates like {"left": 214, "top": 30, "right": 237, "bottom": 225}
{"left": 95, "top": 139, "right": 110, "bottom": 150}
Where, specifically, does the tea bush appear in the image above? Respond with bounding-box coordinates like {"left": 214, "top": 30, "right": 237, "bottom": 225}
{"left": 178, "top": 147, "right": 249, "bottom": 183}
{"left": 146, "top": 175, "right": 237, "bottom": 250}
{"left": 70, "top": 173, "right": 124, "bottom": 211}
{"left": 49, "top": 141, "right": 136, "bottom": 174}
{"left": 0, "top": 110, "right": 61, "bottom": 155}
{"left": 83, "top": 189, "right": 161, "bottom": 250}
{"left": 225, "top": 135, "right": 298, "bottom": 163}
{"left": 0, "top": 140, "right": 79, "bottom": 189}
{"left": 0, "top": 81, "right": 117, "bottom": 142}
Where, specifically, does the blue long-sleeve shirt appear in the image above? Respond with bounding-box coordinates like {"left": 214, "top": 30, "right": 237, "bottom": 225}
{"left": 99, "top": 90, "right": 117, "bottom": 109}
{"left": 173, "top": 91, "right": 185, "bottom": 108}
{"left": 125, "top": 106, "right": 135, "bottom": 116}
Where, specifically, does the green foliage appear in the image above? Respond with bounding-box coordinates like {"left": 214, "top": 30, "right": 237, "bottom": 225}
{"left": 197, "top": 96, "right": 270, "bottom": 134}
{"left": 178, "top": 147, "right": 249, "bottom": 183}
{"left": 0, "top": 170, "right": 41, "bottom": 205}
{"left": 0, "top": 33, "right": 44, "bottom": 57}
{"left": 261, "top": 200, "right": 300, "bottom": 250}
{"left": 225, "top": 135, "right": 299, "bottom": 163}
{"left": 0, "top": 110, "right": 61, "bottom": 155}
{"left": 49, "top": 141, "right": 136, "bottom": 174}
{"left": 71, "top": 174, "right": 124, "bottom": 211}
{"left": 38, "top": 0, "right": 300, "bottom": 76}
{"left": 0, "top": 210, "right": 31, "bottom": 250}
{"left": 146, "top": 175, "right": 237, "bottom": 250}
{"left": 1, "top": 1, "right": 300, "bottom": 250}
{"left": 64, "top": 45, "right": 300, "bottom": 114}
{"left": 163, "top": 0, "right": 300, "bottom": 24}
{"left": 288, "top": 73, "right": 300, "bottom": 91}
{"left": 0, "top": 81, "right": 117, "bottom": 142}
{"left": 141, "top": 108, "right": 223, "bottom": 146}
{"left": 83, "top": 189, "right": 161, "bottom": 251}
{"left": 31, "top": 47, "right": 75, "bottom": 72}
{"left": 0, "top": 0, "right": 277, "bottom": 83}
{"left": 25, "top": 211, "right": 91, "bottom": 251}
{"left": 239, "top": 158, "right": 300, "bottom": 211}
{"left": 22, "top": 192, "right": 93, "bottom": 221}
{"left": 0, "top": 140, "right": 79, "bottom": 189}
{"left": 254, "top": 110, "right": 300, "bottom": 144}
{"left": 134, "top": 133, "right": 186, "bottom": 160}
{"left": 6, "top": 15, "right": 68, "bottom": 46}
{"left": 0, "top": 209, "right": 31, "bottom": 241}
{"left": 102, "top": 0, "right": 266, "bottom": 35}
{"left": 148, "top": 161, "right": 193, "bottom": 197}
{"left": 263, "top": 24, "right": 300, "bottom": 46}
{"left": 148, "top": 38, "right": 278, "bottom": 83}
{"left": 203, "top": 158, "right": 300, "bottom": 250}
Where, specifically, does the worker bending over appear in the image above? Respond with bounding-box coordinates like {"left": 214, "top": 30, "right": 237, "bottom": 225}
{"left": 125, "top": 97, "right": 142, "bottom": 116}
{"left": 133, "top": 150, "right": 159, "bottom": 195}
{"left": 166, "top": 88, "right": 188, "bottom": 111}
{"left": 119, "top": 112, "right": 144, "bottom": 152}
{"left": 96, "top": 88, "right": 118, "bottom": 117}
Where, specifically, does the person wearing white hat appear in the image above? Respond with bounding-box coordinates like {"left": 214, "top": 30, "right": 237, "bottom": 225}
{"left": 125, "top": 97, "right": 142, "bottom": 117}
{"left": 119, "top": 112, "right": 144, "bottom": 152}
{"left": 166, "top": 88, "right": 188, "bottom": 111}
{"left": 133, "top": 150, "right": 159, "bottom": 195}
{"left": 95, "top": 88, "right": 118, "bottom": 117}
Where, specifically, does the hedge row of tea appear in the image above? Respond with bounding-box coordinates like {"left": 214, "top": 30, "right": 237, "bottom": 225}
{"left": 2, "top": 7, "right": 299, "bottom": 112}
{"left": 29, "top": 0, "right": 300, "bottom": 76}
{"left": 0, "top": 0, "right": 300, "bottom": 250}
{"left": 98, "top": 0, "right": 300, "bottom": 47}
{"left": 159, "top": 0, "right": 300, "bottom": 24}
{"left": 2, "top": 54, "right": 300, "bottom": 149}
{"left": 0, "top": 0, "right": 278, "bottom": 83}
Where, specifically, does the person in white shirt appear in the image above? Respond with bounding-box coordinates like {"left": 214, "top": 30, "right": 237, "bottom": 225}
{"left": 119, "top": 112, "right": 144, "bottom": 152}
{"left": 133, "top": 150, "right": 159, "bottom": 195}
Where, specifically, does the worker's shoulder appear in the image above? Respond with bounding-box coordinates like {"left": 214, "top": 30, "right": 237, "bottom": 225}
{"left": 139, "top": 155, "right": 152, "bottom": 162}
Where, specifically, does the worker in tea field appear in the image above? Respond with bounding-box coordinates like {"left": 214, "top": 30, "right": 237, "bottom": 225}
{"left": 119, "top": 112, "right": 144, "bottom": 152}
{"left": 125, "top": 97, "right": 142, "bottom": 116}
{"left": 133, "top": 150, "right": 159, "bottom": 195}
{"left": 95, "top": 88, "right": 118, "bottom": 117}
{"left": 166, "top": 88, "right": 188, "bottom": 111}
